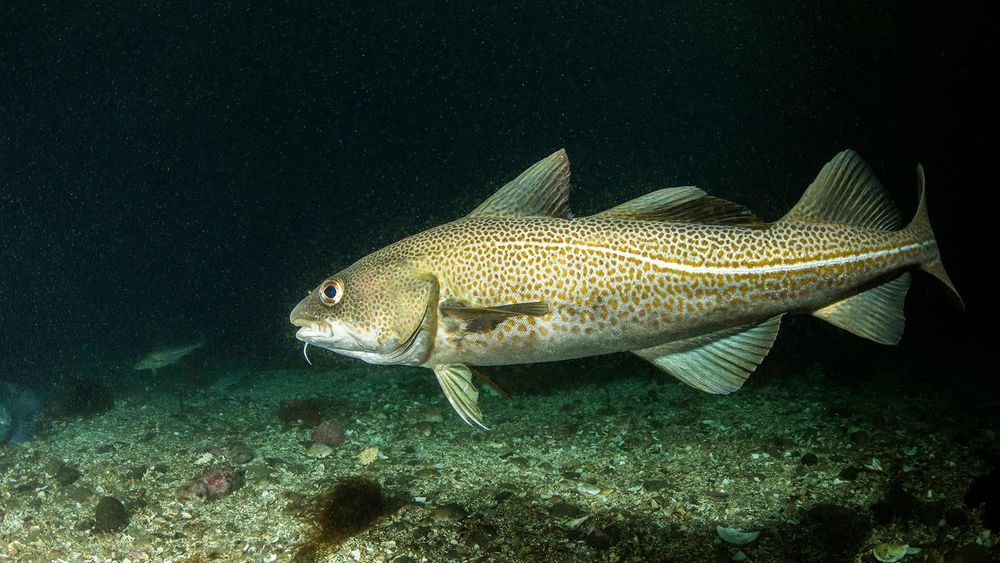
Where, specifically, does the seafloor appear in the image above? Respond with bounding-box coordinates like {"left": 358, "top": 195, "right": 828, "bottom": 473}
{"left": 1, "top": 352, "right": 997, "bottom": 562}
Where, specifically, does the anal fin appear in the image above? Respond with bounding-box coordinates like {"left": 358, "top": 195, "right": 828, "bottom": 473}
{"left": 433, "top": 364, "right": 489, "bottom": 429}
{"left": 813, "top": 273, "right": 910, "bottom": 345}
{"left": 634, "top": 315, "right": 783, "bottom": 394}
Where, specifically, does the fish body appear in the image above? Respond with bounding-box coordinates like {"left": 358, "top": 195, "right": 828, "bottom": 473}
{"left": 290, "top": 150, "right": 962, "bottom": 427}
{"left": 135, "top": 342, "right": 204, "bottom": 375}
{"left": 1, "top": 382, "right": 43, "bottom": 444}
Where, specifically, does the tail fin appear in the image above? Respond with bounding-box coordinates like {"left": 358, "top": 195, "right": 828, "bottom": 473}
{"left": 787, "top": 151, "right": 964, "bottom": 344}
{"left": 906, "top": 164, "right": 965, "bottom": 310}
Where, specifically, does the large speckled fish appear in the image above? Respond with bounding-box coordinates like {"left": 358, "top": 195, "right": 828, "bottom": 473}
{"left": 290, "top": 149, "right": 962, "bottom": 428}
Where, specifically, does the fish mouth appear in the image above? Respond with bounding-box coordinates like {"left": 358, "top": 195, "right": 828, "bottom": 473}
{"left": 290, "top": 318, "right": 332, "bottom": 342}
{"left": 290, "top": 317, "right": 373, "bottom": 354}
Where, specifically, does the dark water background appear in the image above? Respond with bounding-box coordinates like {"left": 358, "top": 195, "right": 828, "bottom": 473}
{"left": 0, "top": 3, "right": 992, "bottom": 390}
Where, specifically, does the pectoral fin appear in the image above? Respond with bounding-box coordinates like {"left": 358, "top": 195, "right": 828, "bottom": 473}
{"left": 634, "top": 316, "right": 783, "bottom": 394}
{"left": 433, "top": 364, "right": 489, "bottom": 429}
{"left": 440, "top": 300, "right": 549, "bottom": 333}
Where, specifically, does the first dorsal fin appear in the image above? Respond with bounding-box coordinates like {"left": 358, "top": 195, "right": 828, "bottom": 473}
{"left": 592, "top": 186, "right": 765, "bottom": 226}
{"left": 468, "top": 149, "right": 572, "bottom": 218}
{"left": 780, "top": 150, "right": 903, "bottom": 230}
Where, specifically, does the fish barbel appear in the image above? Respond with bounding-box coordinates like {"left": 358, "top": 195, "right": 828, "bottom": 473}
{"left": 290, "top": 149, "right": 962, "bottom": 428}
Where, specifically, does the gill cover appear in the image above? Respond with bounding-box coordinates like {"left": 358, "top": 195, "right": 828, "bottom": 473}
{"left": 376, "top": 265, "right": 440, "bottom": 365}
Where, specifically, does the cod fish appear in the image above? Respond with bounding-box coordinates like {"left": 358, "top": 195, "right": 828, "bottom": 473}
{"left": 135, "top": 341, "right": 204, "bottom": 375}
{"left": 290, "top": 149, "right": 962, "bottom": 428}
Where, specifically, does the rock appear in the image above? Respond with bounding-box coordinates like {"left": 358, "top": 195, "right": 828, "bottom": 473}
{"left": 717, "top": 526, "right": 760, "bottom": 545}
{"left": 311, "top": 421, "right": 345, "bottom": 448}
{"left": 946, "top": 545, "right": 992, "bottom": 563}
{"left": 226, "top": 442, "right": 256, "bottom": 464}
{"left": 306, "top": 443, "right": 333, "bottom": 458}
{"left": 55, "top": 465, "right": 82, "bottom": 486}
{"left": 945, "top": 507, "right": 969, "bottom": 527}
{"left": 550, "top": 502, "right": 585, "bottom": 518}
{"left": 917, "top": 501, "right": 945, "bottom": 526}
{"left": 431, "top": 503, "right": 469, "bottom": 522}
{"left": 643, "top": 479, "right": 670, "bottom": 492}
{"left": 94, "top": 496, "right": 128, "bottom": 532}
{"left": 838, "top": 466, "right": 861, "bottom": 481}
{"left": 797, "top": 503, "right": 871, "bottom": 561}
{"left": 584, "top": 526, "right": 617, "bottom": 550}
{"left": 871, "top": 500, "right": 895, "bottom": 525}
{"left": 872, "top": 543, "right": 909, "bottom": 563}
{"left": 964, "top": 466, "right": 1000, "bottom": 532}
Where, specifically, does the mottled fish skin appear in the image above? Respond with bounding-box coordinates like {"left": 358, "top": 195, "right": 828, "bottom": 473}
{"left": 290, "top": 149, "right": 961, "bottom": 426}
{"left": 387, "top": 216, "right": 935, "bottom": 367}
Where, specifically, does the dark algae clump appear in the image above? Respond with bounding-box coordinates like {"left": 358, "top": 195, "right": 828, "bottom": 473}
{"left": 294, "top": 476, "right": 399, "bottom": 560}
{"left": 94, "top": 496, "right": 128, "bottom": 532}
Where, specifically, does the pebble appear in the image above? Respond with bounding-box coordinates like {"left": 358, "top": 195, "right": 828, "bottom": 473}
{"left": 643, "top": 479, "right": 670, "bottom": 492}
{"left": 55, "top": 465, "right": 83, "bottom": 486}
{"left": 578, "top": 483, "right": 602, "bottom": 496}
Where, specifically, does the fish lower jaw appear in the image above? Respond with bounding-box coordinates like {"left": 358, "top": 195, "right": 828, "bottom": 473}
{"left": 294, "top": 326, "right": 331, "bottom": 342}
{"left": 291, "top": 318, "right": 333, "bottom": 341}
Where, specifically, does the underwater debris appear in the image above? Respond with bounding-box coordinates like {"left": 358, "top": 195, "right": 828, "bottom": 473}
{"left": 716, "top": 526, "right": 760, "bottom": 545}
{"left": 207, "top": 441, "right": 256, "bottom": 464}
{"left": 0, "top": 381, "right": 43, "bottom": 444}
{"left": 872, "top": 543, "right": 916, "bottom": 562}
{"left": 177, "top": 467, "right": 245, "bottom": 502}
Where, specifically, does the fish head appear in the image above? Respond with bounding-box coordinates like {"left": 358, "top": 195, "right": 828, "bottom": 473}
{"left": 134, "top": 354, "right": 163, "bottom": 370}
{"left": 290, "top": 256, "right": 439, "bottom": 366}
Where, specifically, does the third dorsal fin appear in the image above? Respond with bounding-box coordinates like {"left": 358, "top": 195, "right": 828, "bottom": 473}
{"left": 779, "top": 150, "right": 903, "bottom": 230}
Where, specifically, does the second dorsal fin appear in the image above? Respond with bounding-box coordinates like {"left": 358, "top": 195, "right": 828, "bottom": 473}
{"left": 592, "top": 186, "right": 764, "bottom": 226}
{"left": 468, "top": 149, "right": 572, "bottom": 219}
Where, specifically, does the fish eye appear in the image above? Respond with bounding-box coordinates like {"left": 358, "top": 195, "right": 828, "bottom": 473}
{"left": 319, "top": 279, "right": 344, "bottom": 306}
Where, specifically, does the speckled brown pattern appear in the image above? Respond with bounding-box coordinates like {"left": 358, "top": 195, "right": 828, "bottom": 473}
{"left": 290, "top": 149, "right": 950, "bottom": 375}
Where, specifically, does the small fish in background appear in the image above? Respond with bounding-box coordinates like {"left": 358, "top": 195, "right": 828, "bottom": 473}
{"left": 1, "top": 381, "right": 44, "bottom": 445}
{"left": 135, "top": 341, "right": 204, "bottom": 376}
